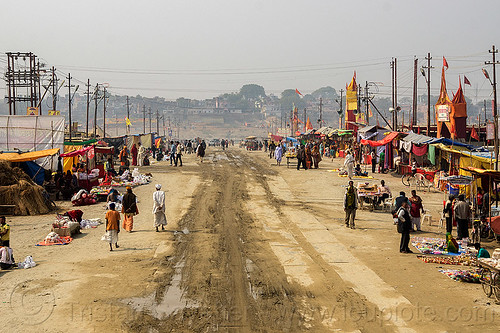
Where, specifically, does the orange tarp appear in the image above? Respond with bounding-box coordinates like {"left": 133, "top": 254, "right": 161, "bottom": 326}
{"left": 0, "top": 148, "right": 60, "bottom": 162}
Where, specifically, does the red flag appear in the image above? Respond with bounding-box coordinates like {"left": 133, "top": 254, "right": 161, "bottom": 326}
{"left": 464, "top": 75, "right": 471, "bottom": 86}
{"left": 482, "top": 68, "right": 490, "bottom": 80}
{"left": 443, "top": 56, "right": 449, "bottom": 70}
{"left": 471, "top": 126, "right": 479, "bottom": 140}
{"left": 295, "top": 88, "right": 303, "bottom": 96}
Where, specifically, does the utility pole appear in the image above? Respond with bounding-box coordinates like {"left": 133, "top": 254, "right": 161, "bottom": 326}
{"left": 395, "top": 57, "right": 398, "bottom": 130}
{"left": 338, "top": 89, "right": 344, "bottom": 129}
{"left": 156, "top": 109, "right": 159, "bottom": 135}
{"left": 103, "top": 87, "right": 107, "bottom": 138}
{"left": 319, "top": 98, "right": 323, "bottom": 127}
{"left": 412, "top": 57, "right": 418, "bottom": 130}
{"left": 422, "top": 53, "right": 433, "bottom": 135}
{"left": 391, "top": 59, "right": 395, "bottom": 129}
{"left": 93, "top": 84, "right": 99, "bottom": 138}
{"left": 148, "top": 107, "right": 152, "bottom": 134}
{"left": 85, "top": 79, "right": 90, "bottom": 137}
{"left": 486, "top": 45, "right": 500, "bottom": 170}
{"left": 51, "top": 66, "right": 58, "bottom": 112}
{"left": 66, "top": 73, "right": 73, "bottom": 141}
{"left": 303, "top": 108, "right": 307, "bottom": 131}
{"left": 484, "top": 100, "right": 487, "bottom": 123}
{"left": 365, "top": 81, "right": 370, "bottom": 125}
{"left": 162, "top": 112, "right": 166, "bottom": 137}
{"left": 142, "top": 105, "right": 146, "bottom": 134}
{"left": 126, "top": 96, "right": 130, "bottom": 134}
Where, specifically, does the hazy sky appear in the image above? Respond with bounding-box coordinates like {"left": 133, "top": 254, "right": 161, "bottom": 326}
{"left": 1, "top": 0, "right": 499, "bottom": 102}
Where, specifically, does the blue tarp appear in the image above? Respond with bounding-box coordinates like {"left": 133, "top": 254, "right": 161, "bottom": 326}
{"left": 286, "top": 137, "right": 298, "bottom": 142}
{"left": 20, "top": 161, "right": 45, "bottom": 185}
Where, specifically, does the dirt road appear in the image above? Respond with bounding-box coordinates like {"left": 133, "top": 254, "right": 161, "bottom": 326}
{"left": 2, "top": 148, "right": 499, "bottom": 332}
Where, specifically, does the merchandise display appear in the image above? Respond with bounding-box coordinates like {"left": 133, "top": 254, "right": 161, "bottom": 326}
{"left": 439, "top": 269, "right": 482, "bottom": 283}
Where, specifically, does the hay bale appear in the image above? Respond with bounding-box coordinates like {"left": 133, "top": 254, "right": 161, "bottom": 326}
{"left": 0, "top": 162, "right": 52, "bottom": 215}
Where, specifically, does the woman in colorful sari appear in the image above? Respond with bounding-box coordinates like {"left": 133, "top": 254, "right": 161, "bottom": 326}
{"left": 121, "top": 186, "right": 138, "bottom": 232}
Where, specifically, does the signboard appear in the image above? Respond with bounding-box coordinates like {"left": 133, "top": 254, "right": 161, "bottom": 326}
{"left": 48, "top": 110, "right": 60, "bottom": 116}
{"left": 436, "top": 104, "right": 450, "bottom": 122}
{"left": 27, "top": 107, "right": 39, "bottom": 116}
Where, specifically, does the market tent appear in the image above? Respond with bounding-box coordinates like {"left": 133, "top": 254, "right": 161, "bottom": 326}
{"left": 360, "top": 131, "right": 399, "bottom": 147}
{"left": 20, "top": 161, "right": 45, "bottom": 185}
{"left": 0, "top": 148, "right": 60, "bottom": 163}
{"left": 60, "top": 146, "right": 92, "bottom": 157}
{"left": 358, "top": 125, "right": 388, "bottom": 142}
{"left": 401, "top": 132, "right": 433, "bottom": 144}
{"left": 270, "top": 134, "right": 283, "bottom": 141}
{"left": 286, "top": 137, "right": 298, "bottom": 142}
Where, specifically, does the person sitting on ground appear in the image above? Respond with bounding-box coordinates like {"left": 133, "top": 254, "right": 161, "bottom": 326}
{"left": 107, "top": 189, "right": 120, "bottom": 203}
{"left": 377, "top": 180, "right": 392, "bottom": 205}
{"left": 0, "top": 216, "right": 10, "bottom": 247}
{"left": 105, "top": 202, "right": 120, "bottom": 251}
{"left": 105, "top": 158, "right": 117, "bottom": 177}
{"left": 354, "top": 164, "right": 368, "bottom": 177}
{"left": 0, "top": 245, "right": 14, "bottom": 270}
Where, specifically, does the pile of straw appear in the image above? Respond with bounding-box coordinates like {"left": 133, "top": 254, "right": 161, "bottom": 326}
{"left": 0, "top": 161, "right": 53, "bottom": 215}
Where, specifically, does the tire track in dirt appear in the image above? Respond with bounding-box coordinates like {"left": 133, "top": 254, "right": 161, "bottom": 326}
{"left": 127, "top": 149, "right": 304, "bottom": 332}
{"left": 233, "top": 151, "right": 398, "bottom": 332}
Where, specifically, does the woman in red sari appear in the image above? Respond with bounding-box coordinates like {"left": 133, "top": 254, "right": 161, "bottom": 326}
{"left": 131, "top": 144, "right": 138, "bottom": 166}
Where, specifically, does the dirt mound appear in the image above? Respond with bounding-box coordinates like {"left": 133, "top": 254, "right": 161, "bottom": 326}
{"left": 0, "top": 161, "right": 53, "bottom": 215}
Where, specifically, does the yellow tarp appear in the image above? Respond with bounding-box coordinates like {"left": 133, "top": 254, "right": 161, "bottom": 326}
{"left": 0, "top": 148, "right": 60, "bottom": 162}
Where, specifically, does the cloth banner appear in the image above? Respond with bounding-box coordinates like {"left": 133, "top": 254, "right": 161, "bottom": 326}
{"left": 428, "top": 145, "right": 436, "bottom": 165}
{"left": 0, "top": 115, "right": 64, "bottom": 170}
{"left": 346, "top": 90, "right": 357, "bottom": 110}
{"left": 412, "top": 144, "right": 428, "bottom": 156}
{"left": 400, "top": 140, "right": 412, "bottom": 153}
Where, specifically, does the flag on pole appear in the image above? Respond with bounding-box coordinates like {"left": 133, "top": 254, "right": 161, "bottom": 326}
{"left": 368, "top": 105, "right": 373, "bottom": 117}
{"left": 295, "top": 88, "right": 303, "bottom": 96}
{"left": 471, "top": 126, "right": 480, "bottom": 140}
{"left": 443, "top": 56, "right": 449, "bottom": 70}
{"left": 464, "top": 76, "right": 471, "bottom": 86}
{"left": 125, "top": 117, "right": 132, "bottom": 126}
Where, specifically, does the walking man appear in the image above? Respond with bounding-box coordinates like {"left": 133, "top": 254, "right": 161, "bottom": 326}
{"left": 153, "top": 184, "right": 167, "bottom": 232}
{"left": 371, "top": 150, "right": 377, "bottom": 174}
{"left": 122, "top": 186, "right": 138, "bottom": 232}
{"left": 454, "top": 194, "right": 471, "bottom": 240}
{"left": 105, "top": 202, "right": 120, "bottom": 251}
{"left": 397, "top": 201, "right": 413, "bottom": 253}
{"left": 344, "top": 149, "right": 355, "bottom": 180}
{"left": 409, "top": 190, "right": 424, "bottom": 232}
{"left": 175, "top": 141, "right": 183, "bottom": 167}
{"left": 343, "top": 181, "right": 358, "bottom": 229}
{"left": 297, "top": 145, "right": 307, "bottom": 170}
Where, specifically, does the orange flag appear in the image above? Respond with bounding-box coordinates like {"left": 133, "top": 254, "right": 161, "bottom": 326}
{"left": 295, "top": 88, "right": 303, "bottom": 96}
{"left": 443, "top": 56, "right": 449, "bottom": 70}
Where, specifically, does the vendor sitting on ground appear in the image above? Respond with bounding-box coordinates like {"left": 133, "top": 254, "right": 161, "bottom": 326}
{"left": 107, "top": 189, "right": 120, "bottom": 203}
{"left": 0, "top": 245, "right": 14, "bottom": 269}
{"left": 377, "top": 180, "right": 392, "bottom": 205}
{"left": 354, "top": 164, "right": 368, "bottom": 177}
{"left": 105, "top": 158, "right": 117, "bottom": 177}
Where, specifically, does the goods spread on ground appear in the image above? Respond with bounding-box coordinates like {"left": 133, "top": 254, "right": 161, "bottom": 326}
{"left": 411, "top": 237, "right": 464, "bottom": 255}
{"left": 438, "top": 269, "right": 482, "bottom": 283}
{"left": 417, "top": 254, "right": 476, "bottom": 266}
{"left": 100, "top": 168, "right": 151, "bottom": 188}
